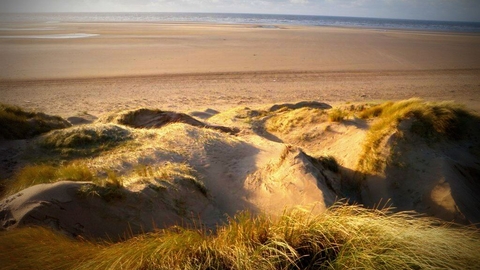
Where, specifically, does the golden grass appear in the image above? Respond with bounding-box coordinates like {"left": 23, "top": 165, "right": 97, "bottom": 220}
{"left": 0, "top": 226, "right": 103, "bottom": 270}
{"left": 3, "top": 162, "right": 128, "bottom": 201}
{"left": 4, "top": 163, "right": 94, "bottom": 196}
{"left": 327, "top": 108, "right": 348, "bottom": 122}
{"left": 0, "top": 103, "right": 70, "bottom": 140}
{"left": 1, "top": 204, "right": 479, "bottom": 269}
{"left": 39, "top": 124, "right": 133, "bottom": 157}
{"left": 357, "top": 98, "right": 479, "bottom": 174}
{"left": 265, "top": 107, "right": 326, "bottom": 133}
{"left": 130, "top": 162, "right": 208, "bottom": 195}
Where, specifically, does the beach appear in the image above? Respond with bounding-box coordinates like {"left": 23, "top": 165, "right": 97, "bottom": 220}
{"left": 2, "top": 20, "right": 480, "bottom": 267}
{"left": 0, "top": 22, "right": 480, "bottom": 117}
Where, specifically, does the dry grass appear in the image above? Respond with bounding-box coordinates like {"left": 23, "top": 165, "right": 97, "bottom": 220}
{"left": 0, "top": 226, "right": 102, "bottom": 270}
{"left": 357, "top": 98, "right": 480, "bottom": 174}
{"left": 0, "top": 103, "right": 70, "bottom": 140}
{"left": 265, "top": 107, "right": 326, "bottom": 133}
{"left": 1, "top": 204, "right": 479, "bottom": 269}
{"left": 39, "top": 124, "right": 133, "bottom": 157}
{"left": 4, "top": 163, "right": 94, "bottom": 196}
{"left": 327, "top": 108, "right": 348, "bottom": 122}
{"left": 3, "top": 162, "right": 127, "bottom": 201}
{"left": 130, "top": 162, "right": 207, "bottom": 196}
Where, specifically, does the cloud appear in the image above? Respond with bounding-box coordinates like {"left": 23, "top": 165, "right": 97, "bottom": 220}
{"left": 289, "top": 0, "right": 309, "bottom": 4}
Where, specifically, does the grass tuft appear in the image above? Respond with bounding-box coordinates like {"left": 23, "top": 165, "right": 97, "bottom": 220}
{"left": 0, "top": 103, "right": 71, "bottom": 140}
{"left": 4, "top": 163, "right": 94, "bottom": 196}
{"left": 130, "top": 162, "right": 208, "bottom": 196}
{"left": 328, "top": 108, "right": 348, "bottom": 122}
{"left": 357, "top": 99, "right": 480, "bottom": 174}
{"left": 1, "top": 204, "right": 479, "bottom": 269}
{"left": 39, "top": 124, "right": 133, "bottom": 157}
{"left": 265, "top": 108, "right": 326, "bottom": 133}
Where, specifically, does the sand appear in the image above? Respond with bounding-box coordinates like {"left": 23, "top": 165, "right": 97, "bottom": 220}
{"left": 1, "top": 22, "right": 480, "bottom": 239}
{"left": 0, "top": 22, "right": 480, "bottom": 117}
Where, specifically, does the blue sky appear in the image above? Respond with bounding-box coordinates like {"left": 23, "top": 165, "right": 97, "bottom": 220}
{"left": 1, "top": 0, "right": 480, "bottom": 22}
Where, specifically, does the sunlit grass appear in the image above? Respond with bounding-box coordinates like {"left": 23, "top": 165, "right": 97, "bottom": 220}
{"left": 4, "top": 163, "right": 94, "bottom": 196}
{"left": 327, "top": 108, "right": 348, "bottom": 122}
{"left": 265, "top": 107, "right": 326, "bottom": 133}
{"left": 130, "top": 162, "right": 208, "bottom": 196}
{"left": 39, "top": 124, "right": 133, "bottom": 157}
{"left": 1, "top": 204, "right": 479, "bottom": 269}
{"left": 357, "top": 98, "right": 480, "bottom": 174}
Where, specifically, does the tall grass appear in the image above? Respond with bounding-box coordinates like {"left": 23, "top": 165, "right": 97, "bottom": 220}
{"left": 357, "top": 99, "right": 479, "bottom": 174}
{"left": 5, "top": 163, "right": 94, "bottom": 196}
{"left": 1, "top": 204, "right": 479, "bottom": 269}
{"left": 265, "top": 107, "right": 326, "bottom": 133}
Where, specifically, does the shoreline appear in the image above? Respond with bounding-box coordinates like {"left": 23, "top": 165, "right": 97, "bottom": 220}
{"left": 1, "top": 22, "right": 480, "bottom": 117}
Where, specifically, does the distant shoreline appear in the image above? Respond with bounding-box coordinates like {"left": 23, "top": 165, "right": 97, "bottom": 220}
{"left": 1, "top": 12, "right": 480, "bottom": 33}
{"left": 1, "top": 22, "right": 479, "bottom": 117}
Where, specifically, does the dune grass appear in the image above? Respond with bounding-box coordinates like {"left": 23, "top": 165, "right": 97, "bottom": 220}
{"left": 265, "top": 107, "right": 326, "bottom": 133}
{"left": 327, "top": 108, "right": 348, "bottom": 122}
{"left": 357, "top": 98, "right": 479, "bottom": 174}
{"left": 1, "top": 203, "right": 479, "bottom": 269}
{"left": 131, "top": 162, "right": 208, "bottom": 196}
{"left": 39, "top": 124, "right": 133, "bottom": 157}
{"left": 0, "top": 103, "right": 70, "bottom": 140}
{"left": 4, "top": 162, "right": 128, "bottom": 201}
{"left": 4, "top": 163, "right": 94, "bottom": 196}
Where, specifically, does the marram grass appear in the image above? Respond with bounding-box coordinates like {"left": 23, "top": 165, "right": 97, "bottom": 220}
{"left": 1, "top": 204, "right": 479, "bottom": 270}
{"left": 0, "top": 103, "right": 70, "bottom": 140}
{"left": 4, "top": 163, "right": 94, "bottom": 196}
{"left": 357, "top": 98, "right": 480, "bottom": 174}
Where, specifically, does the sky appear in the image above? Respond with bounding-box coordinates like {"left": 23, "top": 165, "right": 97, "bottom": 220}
{"left": 1, "top": 0, "right": 480, "bottom": 22}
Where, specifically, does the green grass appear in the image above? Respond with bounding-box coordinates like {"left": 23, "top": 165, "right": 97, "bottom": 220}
{"left": 357, "top": 99, "right": 480, "bottom": 174}
{"left": 0, "top": 103, "right": 70, "bottom": 140}
{"left": 1, "top": 204, "right": 479, "bottom": 269}
{"left": 4, "top": 163, "right": 94, "bottom": 196}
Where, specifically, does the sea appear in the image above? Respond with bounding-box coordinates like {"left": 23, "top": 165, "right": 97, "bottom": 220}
{"left": 1, "top": 12, "right": 480, "bottom": 33}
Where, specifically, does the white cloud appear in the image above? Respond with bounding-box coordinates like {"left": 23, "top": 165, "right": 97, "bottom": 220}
{"left": 289, "top": 0, "right": 309, "bottom": 4}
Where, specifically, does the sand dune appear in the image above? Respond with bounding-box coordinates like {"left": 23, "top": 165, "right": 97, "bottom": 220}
{"left": 1, "top": 100, "right": 479, "bottom": 241}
